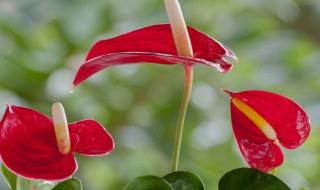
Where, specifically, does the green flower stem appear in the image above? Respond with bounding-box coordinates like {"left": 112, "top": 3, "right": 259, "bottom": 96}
{"left": 271, "top": 167, "right": 278, "bottom": 176}
{"left": 271, "top": 140, "right": 280, "bottom": 176}
{"left": 171, "top": 64, "right": 193, "bottom": 172}
{"left": 163, "top": 0, "right": 194, "bottom": 172}
{"left": 163, "top": 0, "right": 193, "bottom": 57}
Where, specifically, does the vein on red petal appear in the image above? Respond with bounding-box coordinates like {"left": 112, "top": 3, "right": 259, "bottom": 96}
{"left": 85, "top": 24, "right": 235, "bottom": 61}
{"left": 86, "top": 25, "right": 177, "bottom": 61}
{"left": 238, "top": 139, "right": 283, "bottom": 172}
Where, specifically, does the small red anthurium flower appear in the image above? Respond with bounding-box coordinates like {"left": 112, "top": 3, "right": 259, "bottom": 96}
{"left": 224, "top": 90, "right": 310, "bottom": 172}
{"left": 72, "top": 24, "right": 237, "bottom": 88}
{"left": 0, "top": 103, "right": 114, "bottom": 181}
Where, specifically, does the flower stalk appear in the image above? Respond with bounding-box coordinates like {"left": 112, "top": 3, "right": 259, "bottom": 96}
{"left": 271, "top": 140, "right": 280, "bottom": 176}
{"left": 164, "top": 0, "right": 194, "bottom": 172}
{"left": 171, "top": 64, "right": 193, "bottom": 171}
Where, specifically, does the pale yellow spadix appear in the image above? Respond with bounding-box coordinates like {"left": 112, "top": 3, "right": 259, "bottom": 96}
{"left": 164, "top": 0, "right": 193, "bottom": 58}
{"left": 232, "top": 98, "right": 277, "bottom": 140}
{"left": 52, "top": 102, "right": 71, "bottom": 155}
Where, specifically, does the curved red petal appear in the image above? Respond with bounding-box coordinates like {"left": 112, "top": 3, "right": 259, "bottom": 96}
{"left": 69, "top": 119, "right": 114, "bottom": 156}
{"left": 85, "top": 24, "right": 236, "bottom": 61}
{"left": 73, "top": 52, "right": 232, "bottom": 87}
{"left": 231, "top": 90, "right": 310, "bottom": 149}
{"left": 73, "top": 24, "right": 236, "bottom": 87}
{"left": 231, "top": 103, "right": 284, "bottom": 172}
{"left": 0, "top": 106, "right": 77, "bottom": 180}
{"left": 187, "top": 26, "right": 237, "bottom": 60}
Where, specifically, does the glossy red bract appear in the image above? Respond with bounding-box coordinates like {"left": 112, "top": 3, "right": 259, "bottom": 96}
{"left": 0, "top": 105, "right": 114, "bottom": 181}
{"left": 226, "top": 90, "right": 310, "bottom": 172}
{"left": 73, "top": 24, "right": 237, "bottom": 87}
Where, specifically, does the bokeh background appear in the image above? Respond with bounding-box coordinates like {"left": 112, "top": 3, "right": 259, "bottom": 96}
{"left": 0, "top": 0, "right": 320, "bottom": 189}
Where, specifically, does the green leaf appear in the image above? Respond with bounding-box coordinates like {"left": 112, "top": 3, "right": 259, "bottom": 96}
{"left": 2, "top": 164, "right": 17, "bottom": 190}
{"left": 17, "top": 177, "right": 55, "bottom": 190}
{"left": 52, "top": 178, "right": 82, "bottom": 190}
{"left": 123, "top": 175, "right": 173, "bottom": 190}
{"left": 163, "top": 171, "right": 205, "bottom": 190}
{"left": 218, "top": 168, "right": 291, "bottom": 190}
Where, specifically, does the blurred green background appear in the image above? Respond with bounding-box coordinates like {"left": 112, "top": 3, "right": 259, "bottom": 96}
{"left": 0, "top": 0, "right": 320, "bottom": 189}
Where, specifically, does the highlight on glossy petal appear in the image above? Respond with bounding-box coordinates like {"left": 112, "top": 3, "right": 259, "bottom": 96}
{"left": 224, "top": 90, "right": 310, "bottom": 172}
{"left": 0, "top": 105, "right": 114, "bottom": 181}
{"left": 73, "top": 24, "right": 237, "bottom": 87}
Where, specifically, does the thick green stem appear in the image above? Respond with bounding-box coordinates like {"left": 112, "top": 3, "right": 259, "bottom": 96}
{"left": 171, "top": 64, "right": 193, "bottom": 172}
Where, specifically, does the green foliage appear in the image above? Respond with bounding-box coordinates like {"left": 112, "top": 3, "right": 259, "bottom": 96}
{"left": 2, "top": 164, "right": 57, "bottom": 190}
{"left": 163, "top": 171, "right": 205, "bottom": 190}
{"left": 218, "top": 168, "right": 290, "bottom": 190}
{"left": 16, "top": 177, "right": 55, "bottom": 190}
{"left": 124, "top": 171, "right": 205, "bottom": 190}
{"left": 123, "top": 176, "right": 172, "bottom": 190}
{"left": 2, "top": 164, "right": 17, "bottom": 190}
{"left": 52, "top": 178, "right": 82, "bottom": 190}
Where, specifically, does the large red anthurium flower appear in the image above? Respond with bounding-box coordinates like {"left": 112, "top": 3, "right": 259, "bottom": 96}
{"left": 0, "top": 104, "right": 114, "bottom": 181}
{"left": 73, "top": 24, "right": 237, "bottom": 87}
{"left": 224, "top": 90, "right": 310, "bottom": 172}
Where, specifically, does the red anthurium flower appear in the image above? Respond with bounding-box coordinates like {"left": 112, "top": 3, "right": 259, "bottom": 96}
{"left": 0, "top": 104, "right": 114, "bottom": 180}
{"left": 72, "top": 24, "right": 237, "bottom": 87}
{"left": 225, "top": 90, "right": 310, "bottom": 172}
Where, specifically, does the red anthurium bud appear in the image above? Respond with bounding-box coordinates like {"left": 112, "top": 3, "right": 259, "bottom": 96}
{"left": 0, "top": 105, "right": 114, "bottom": 181}
{"left": 73, "top": 24, "right": 237, "bottom": 87}
{"left": 224, "top": 90, "right": 310, "bottom": 172}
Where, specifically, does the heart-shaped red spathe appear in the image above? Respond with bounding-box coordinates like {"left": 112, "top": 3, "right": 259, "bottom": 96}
{"left": 0, "top": 105, "right": 114, "bottom": 181}
{"left": 73, "top": 24, "right": 237, "bottom": 87}
{"left": 226, "top": 90, "right": 310, "bottom": 172}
